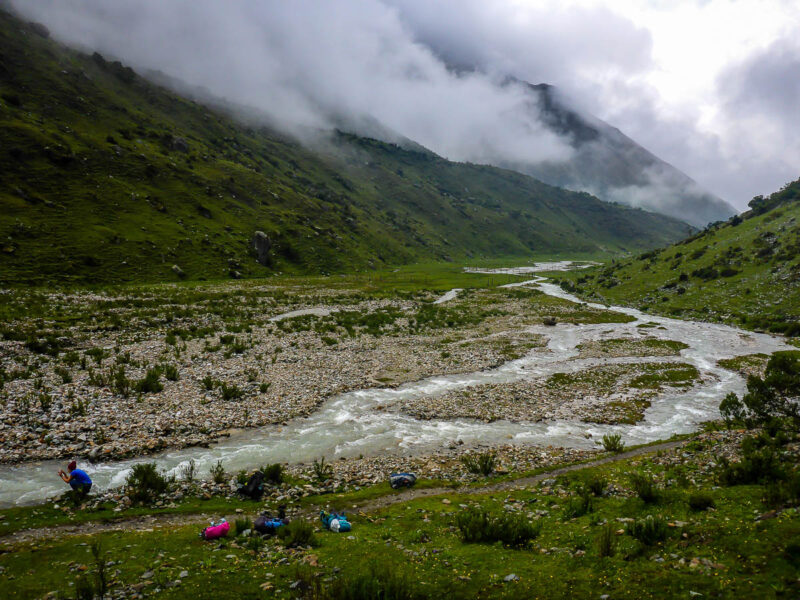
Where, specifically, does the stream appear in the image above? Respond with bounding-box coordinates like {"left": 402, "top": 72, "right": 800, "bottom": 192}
{"left": 0, "top": 262, "right": 791, "bottom": 506}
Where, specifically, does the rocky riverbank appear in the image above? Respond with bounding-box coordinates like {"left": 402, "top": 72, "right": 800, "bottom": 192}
{"left": 401, "top": 361, "right": 704, "bottom": 425}
{"left": 0, "top": 284, "right": 568, "bottom": 464}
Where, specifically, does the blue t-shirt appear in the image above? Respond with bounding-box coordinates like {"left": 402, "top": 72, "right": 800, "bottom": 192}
{"left": 69, "top": 469, "right": 92, "bottom": 487}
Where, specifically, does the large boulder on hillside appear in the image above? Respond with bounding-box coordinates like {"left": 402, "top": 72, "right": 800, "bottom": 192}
{"left": 253, "top": 231, "right": 272, "bottom": 266}
{"left": 170, "top": 136, "right": 189, "bottom": 152}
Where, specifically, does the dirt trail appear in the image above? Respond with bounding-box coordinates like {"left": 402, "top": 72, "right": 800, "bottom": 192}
{"left": 356, "top": 439, "right": 684, "bottom": 512}
{"left": 0, "top": 440, "right": 683, "bottom": 548}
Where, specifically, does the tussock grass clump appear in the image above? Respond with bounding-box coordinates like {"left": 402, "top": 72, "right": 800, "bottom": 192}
{"left": 626, "top": 515, "right": 668, "bottom": 545}
{"left": 461, "top": 452, "right": 496, "bottom": 476}
{"left": 278, "top": 519, "right": 317, "bottom": 548}
{"left": 688, "top": 491, "right": 715, "bottom": 511}
{"left": 630, "top": 472, "right": 660, "bottom": 503}
{"left": 597, "top": 522, "right": 616, "bottom": 558}
{"left": 299, "top": 563, "right": 424, "bottom": 600}
{"left": 563, "top": 488, "right": 594, "bottom": 519}
{"left": 585, "top": 474, "right": 607, "bottom": 497}
{"left": 126, "top": 462, "right": 169, "bottom": 505}
{"left": 456, "top": 507, "right": 541, "bottom": 548}
{"left": 235, "top": 517, "right": 252, "bottom": 536}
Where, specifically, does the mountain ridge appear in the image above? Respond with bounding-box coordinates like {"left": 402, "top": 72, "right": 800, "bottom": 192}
{"left": 0, "top": 9, "right": 692, "bottom": 286}
{"left": 506, "top": 80, "right": 737, "bottom": 228}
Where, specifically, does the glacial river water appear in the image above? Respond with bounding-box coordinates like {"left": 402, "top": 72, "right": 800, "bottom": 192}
{"left": 0, "top": 262, "right": 791, "bottom": 506}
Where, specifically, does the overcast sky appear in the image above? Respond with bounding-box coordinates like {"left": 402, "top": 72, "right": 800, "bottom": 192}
{"left": 12, "top": 0, "right": 800, "bottom": 210}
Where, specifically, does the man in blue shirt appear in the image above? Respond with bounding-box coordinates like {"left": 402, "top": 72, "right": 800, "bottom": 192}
{"left": 58, "top": 460, "right": 92, "bottom": 498}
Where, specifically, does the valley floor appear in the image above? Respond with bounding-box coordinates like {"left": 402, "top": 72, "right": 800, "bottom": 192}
{"left": 1, "top": 262, "right": 799, "bottom": 598}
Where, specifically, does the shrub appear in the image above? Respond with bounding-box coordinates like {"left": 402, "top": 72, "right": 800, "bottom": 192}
{"left": 219, "top": 382, "right": 243, "bottom": 401}
{"left": 688, "top": 492, "right": 715, "bottom": 511}
{"left": 626, "top": 515, "right": 668, "bottom": 545}
{"left": 126, "top": 462, "right": 168, "bottom": 504}
{"left": 719, "top": 392, "right": 746, "bottom": 428}
{"left": 305, "top": 563, "right": 423, "bottom": 600}
{"left": 461, "top": 452, "right": 496, "bottom": 476}
{"left": 278, "top": 519, "right": 317, "bottom": 548}
{"left": 630, "top": 472, "right": 659, "bottom": 503}
{"left": 135, "top": 368, "right": 163, "bottom": 394}
{"left": 262, "top": 463, "right": 284, "bottom": 484}
{"left": 716, "top": 442, "right": 785, "bottom": 486}
{"left": 209, "top": 460, "right": 227, "bottom": 484}
{"left": 112, "top": 365, "right": 131, "bottom": 397}
{"left": 235, "top": 517, "right": 252, "bottom": 536}
{"left": 162, "top": 364, "right": 179, "bottom": 381}
{"left": 236, "top": 469, "right": 249, "bottom": 485}
{"left": 456, "top": 507, "right": 541, "bottom": 548}
{"left": 179, "top": 459, "right": 196, "bottom": 482}
{"left": 54, "top": 366, "right": 72, "bottom": 384}
{"left": 602, "top": 433, "right": 625, "bottom": 453}
{"left": 597, "top": 522, "right": 616, "bottom": 558}
{"left": 312, "top": 457, "right": 333, "bottom": 483}
{"left": 201, "top": 375, "right": 216, "bottom": 391}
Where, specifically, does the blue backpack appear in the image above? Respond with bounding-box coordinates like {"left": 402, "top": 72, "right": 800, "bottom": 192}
{"left": 389, "top": 472, "right": 417, "bottom": 489}
{"left": 320, "top": 510, "right": 351, "bottom": 533}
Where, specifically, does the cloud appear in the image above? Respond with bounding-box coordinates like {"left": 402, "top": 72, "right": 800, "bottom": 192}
{"left": 714, "top": 37, "right": 800, "bottom": 195}
{"left": 8, "top": 0, "right": 799, "bottom": 212}
{"left": 9, "top": 0, "right": 573, "bottom": 166}
{"left": 385, "top": 0, "right": 654, "bottom": 90}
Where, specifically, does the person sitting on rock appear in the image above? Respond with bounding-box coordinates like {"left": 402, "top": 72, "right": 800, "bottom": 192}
{"left": 58, "top": 460, "right": 92, "bottom": 498}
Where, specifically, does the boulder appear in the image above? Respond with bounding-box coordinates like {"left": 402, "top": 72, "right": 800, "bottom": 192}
{"left": 170, "top": 137, "right": 189, "bottom": 153}
{"left": 252, "top": 231, "right": 272, "bottom": 266}
{"left": 171, "top": 264, "right": 186, "bottom": 278}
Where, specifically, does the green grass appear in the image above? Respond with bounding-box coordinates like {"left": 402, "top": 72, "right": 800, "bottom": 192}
{"left": 0, "top": 9, "right": 691, "bottom": 287}
{"left": 2, "top": 439, "right": 799, "bottom": 599}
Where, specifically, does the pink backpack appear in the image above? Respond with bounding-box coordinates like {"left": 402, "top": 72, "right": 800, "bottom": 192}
{"left": 201, "top": 520, "right": 230, "bottom": 540}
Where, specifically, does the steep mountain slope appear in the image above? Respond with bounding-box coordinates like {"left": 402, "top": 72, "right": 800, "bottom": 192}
{"left": 504, "top": 82, "right": 736, "bottom": 228}
{"left": 0, "top": 10, "right": 692, "bottom": 286}
{"left": 554, "top": 178, "right": 800, "bottom": 334}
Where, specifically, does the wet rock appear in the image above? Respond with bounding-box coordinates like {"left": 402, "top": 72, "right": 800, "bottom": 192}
{"left": 253, "top": 231, "right": 272, "bottom": 266}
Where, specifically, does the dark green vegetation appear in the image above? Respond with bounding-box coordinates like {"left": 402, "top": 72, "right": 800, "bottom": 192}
{"left": 0, "top": 10, "right": 692, "bottom": 286}
{"left": 553, "top": 178, "right": 800, "bottom": 335}
{"left": 2, "top": 430, "right": 799, "bottom": 599}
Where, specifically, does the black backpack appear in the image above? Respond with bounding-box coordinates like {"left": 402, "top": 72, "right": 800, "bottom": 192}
{"left": 239, "top": 470, "right": 265, "bottom": 500}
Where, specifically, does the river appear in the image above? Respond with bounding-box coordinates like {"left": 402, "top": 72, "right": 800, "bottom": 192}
{"left": 0, "top": 263, "right": 790, "bottom": 506}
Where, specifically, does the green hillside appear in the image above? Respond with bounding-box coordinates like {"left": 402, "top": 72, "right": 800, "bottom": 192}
{"left": 0, "top": 10, "right": 691, "bottom": 286}
{"left": 554, "top": 178, "right": 800, "bottom": 335}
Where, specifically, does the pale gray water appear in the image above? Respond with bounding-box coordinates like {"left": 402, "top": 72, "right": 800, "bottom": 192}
{"left": 0, "top": 263, "right": 790, "bottom": 506}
